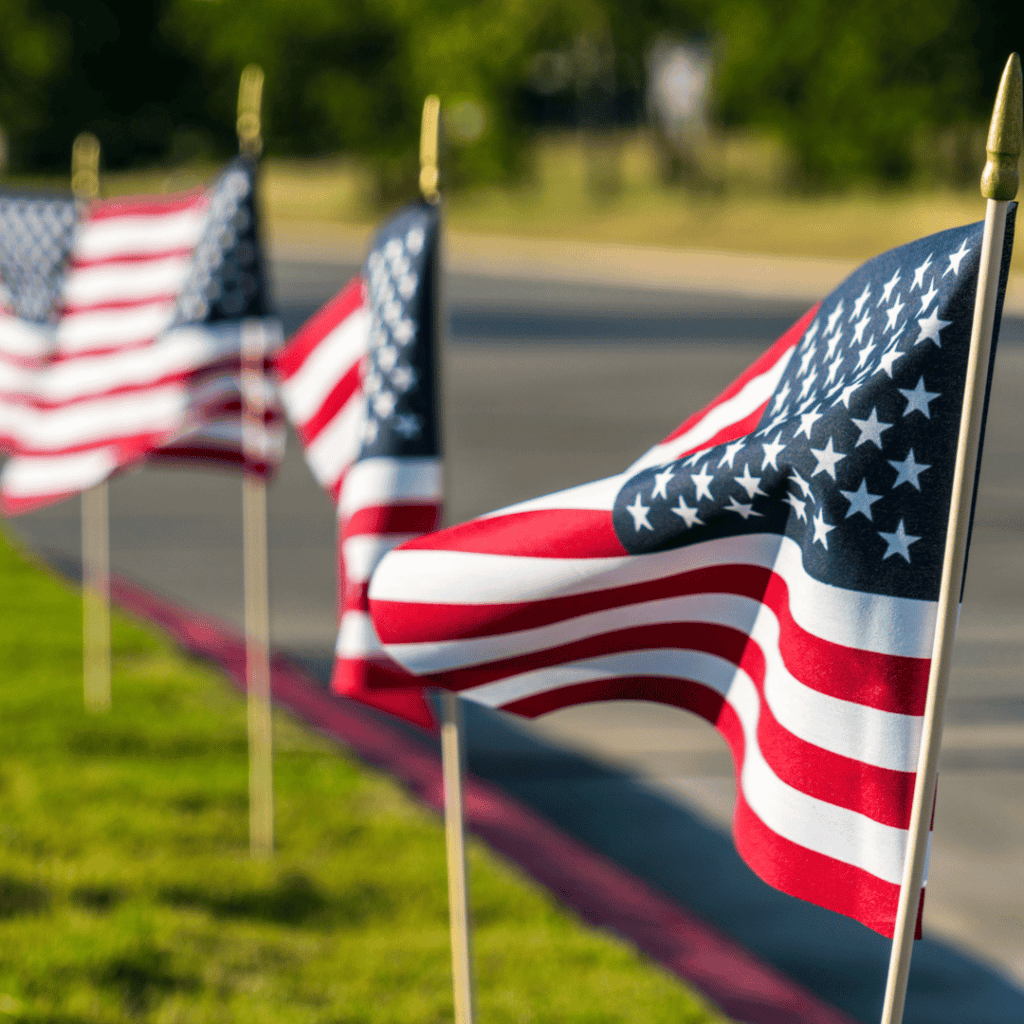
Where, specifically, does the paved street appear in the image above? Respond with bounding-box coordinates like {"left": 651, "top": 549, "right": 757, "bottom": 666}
{"left": 8, "top": 245, "right": 1024, "bottom": 1012}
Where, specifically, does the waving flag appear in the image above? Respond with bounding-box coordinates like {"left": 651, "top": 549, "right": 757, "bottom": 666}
{"left": 369, "top": 213, "right": 1016, "bottom": 936}
{"left": 0, "top": 158, "right": 284, "bottom": 514}
{"left": 276, "top": 201, "right": 442, "bottom": 730}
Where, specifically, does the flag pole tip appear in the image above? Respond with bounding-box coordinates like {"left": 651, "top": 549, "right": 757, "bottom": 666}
{"left": 419, "top": 94, "right": 441, "bottom": 203}
{"left": 237, "top": 64, "right": 265, "bottom": 158}
{"left": 982, "top": 52, "right": 1022, "bottom": 201}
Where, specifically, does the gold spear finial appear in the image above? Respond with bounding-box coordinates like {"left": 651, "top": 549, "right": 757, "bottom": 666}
{"left": 71, "top": 132, "right": 100, "bottom": 202}
{"left": 981, "top": 53, "right": 1022, "bottom": 201}
{"left": 237, "top": 64, "right": 265, "bottom": 158}
{"left": 419, "top": 94, "right": 441, "bottom": 203}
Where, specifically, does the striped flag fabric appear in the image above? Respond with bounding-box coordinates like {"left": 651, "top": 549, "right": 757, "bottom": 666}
{"left": 0, "top": 157, "right": 283, "bottom": 514}
{"left": 368, "top": 213, "right": 1016, "bottom": 937}
{"left": 275, "top": 200, "right": 443, "bottom": 730}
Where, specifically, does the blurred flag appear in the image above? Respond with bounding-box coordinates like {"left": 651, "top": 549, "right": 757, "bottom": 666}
{"left": 276, "top": 201, "right": 442, "bottom": 730}
{"left": 369, "top": 214, "right": 1016, "bottom": 936}
{"left": 0, "top": 158, "right": 284, "bottom": 514}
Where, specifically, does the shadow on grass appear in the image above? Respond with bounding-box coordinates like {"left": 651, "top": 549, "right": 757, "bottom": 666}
{"left": 159, "top": 870, "right": 390, "bottom": 927}
{"left": 0, "top": 875, "right": 49, "bottom": 918}
{"left": 67, "top": 726, "right": 247, "bottom": 759}
{"left": 69, "top": 884, "right": 125, "bottom": 913}
{"left": 95, "top": 944, "right": 196, "bottom": 1016}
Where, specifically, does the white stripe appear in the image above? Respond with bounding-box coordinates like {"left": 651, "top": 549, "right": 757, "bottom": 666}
{"left": 62, "top": 255, "right": 191, "bottom": 308}
{"left": 11, "top": 384, "right": 187, "bottom": 451}
{"left": 482, "top": 474, "right": 624, "bottom": 518}
{"left": 56, "top": 302, "right": 176, "bottom": 352}
{"left": 464, "top": 649, "right": 908, "bottom": 883}
{"left": 0, "top": 316, "right": 53, "bottom": 360}
{"left": 74, "top": 208, "right": 207, "bottom": 261}
{"left": 0, "top": 360, "right": 38, "bottom": 396}
{"left": 29, "top": 324, "right": 241, "bottom": 404}
{"left": 305, "top": 397, "right": 365, "bottom": 490}
{"left": 342, "top": 533, "right": 421, "bottom": 585}
{"left": 339, "top": 456, "right": 443, "bottom": 518}
{"left": 446, "top": 590, "right": 920, "bottom": 771}
{"left": 279, "top": 307, "right": 369, "bottom": 425}
{"left": 372, "top": 532, "right": 936, "bottom": 659}
{"left": 1, "top": 446, "right": 120, "bottom": 498}
{"left": 627, "top": 347, "right": 794, "bottom": 474}
{"left": 335, "top": 611, "right": 385, "bottom": 659}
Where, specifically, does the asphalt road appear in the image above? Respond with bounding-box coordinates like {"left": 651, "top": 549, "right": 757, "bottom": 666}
{"left": 9, "top": 254, "right": 1024, "bottom": 1003}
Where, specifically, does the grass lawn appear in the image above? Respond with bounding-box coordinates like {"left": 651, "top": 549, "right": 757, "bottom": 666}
{"left": 0, "top": 530, "right": 729, "bottom": 1024}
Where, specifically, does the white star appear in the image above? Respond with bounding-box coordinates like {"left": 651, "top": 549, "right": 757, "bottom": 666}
{"left": 912, "top": 253, "right": 933, "bottom": 289}
{"left": 377, "top": 346, "right": 399, "bottom": 371}
{"left": 784, "top": 491, "right": 808, "bottom": 522}
{"left": 899, "top": 377, "right": 940, "bottom": 418}
{"left": 760, "top": 434, "right": 785, "bottom": 471}
{"left": 879, "top": 268, "right": 901, "bottom": 305}
{"left": 812, "top": 509, "right": 835, "bottom": 549}
{"left": 852, "top": 313, "right": 871, "bottom": 345}
{"left": 833, "top": 375, "right": 866, "bottom": 408}
{"left": 889, "top": 450, "right": 931, "bottom": 490}
{"left": 809, "top": 437, "right": 846, "bottom": 480}
{"left": 791, "top": 469, "right": 814, "bottom": 500}
{"left": 803, "top": 319, "right": 820, "bottom": 344}
{"left": 770, "top": 382, "right": 791, "bottom": 414}
{"left": 718, "top": 440, "right": 746, "bottom": 469}
{"left": 855, "top": 337, "right": 877, "bottom": 369}
{"left": 794, "top": 408, "right": 823, "bottom": 440}
{"left": 726, "top": 495, "right": 762, "bottom": 520}
{"left": 390, "top": 365, "right": 417, "bottom": 392}
{"left": 918, "top": 280, "right": 938, "bottom": 314}
{"left": 944, "top": 238, "right": 971, "bottom": 277}
{"left": 626, "top": 493, "right": 653, "bottom": 531}
{"left": 826, "top": 301, "right": 845, "bottom": 335}
{"left": 392, "top": 319, "right": 416, "bottom": 344}
{"left": 670, "top": 496, "right": 703, "bottom": 528}
{"left": 851, "top": 408, "right": 892, "bottom": 448}
{"left": 798, "top": 369, "right": 818, "bottom": 400}
{"left": 651, "top": 466, "right": 675, "bottom": 500}
{"left": 879, "top": 519, "right": 921, "bottom": 562}
{"left": 825, "top": 358, "right": 841, "bottom": 386}
{"left": 692, "top": 466, "right": 715, "bottom": 501}
{"left": 798, "top": 345, "right": 816, "bottom": 376}
{"left": 877, "top": 346, "right": 904, "bottom": 377}
{"left": 885, "top": 296, "right": 905, "bottom": 331}
{"left": 841, "top": 478, "right": 882, "bottom": 520}
{"left": 373, "top": 390, "right": 397, "bottom": 418}
{"left": 915, "top": 309, "right": 952, "bottom": 347}
{"left": 735, "top": 464, "right": 766, "bottom": 499}
{"left": 405, "top": 226, "right": 425, "bottom": 254}
{"left": 362, "top": 417, "right": 379, "bottom": 443}
{"left": 825, "top": 330, "right": 842, "bottom": 359}
{"left": 683, "top": 450, "right": 708, "bottom": 467}
{"left": 393, "top": 413, "right": 421, "bottom": 438}
{"left": 851, "top": 284, "right": 872, "bottom": 320}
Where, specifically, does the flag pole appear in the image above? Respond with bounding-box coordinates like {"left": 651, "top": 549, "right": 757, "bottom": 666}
{"left": 237, "top": 64, "right": 274, "bottom": 860}
{"left": 72, "top": 132, "right": 111, "bottom": 713}
{"left": 880, "top": 53, "right": 1021, "bottom": 1024}
{"left": 422, "top": 93, "right": 475, "bottom": 1024}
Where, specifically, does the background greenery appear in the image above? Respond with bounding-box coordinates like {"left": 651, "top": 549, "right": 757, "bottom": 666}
{"left": 1, "top": 0, "right": 1022, "bottom": 190}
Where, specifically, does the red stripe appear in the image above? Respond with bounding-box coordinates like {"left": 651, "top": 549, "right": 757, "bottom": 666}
{"left": 659, "top": 305, "right": 816, "bottom": 446}
{"left": 294, "top": 363, "right": 361, "bottom": 445}
{"left": 275, "top": 277, "right": 365, "bottom": 380}
{"left": 59, "top": 294, "right": 178, "bottom": 317}
{"left": 69, "top": 247, "right": 194, "bottom": 270}
{"left": 372, "top": 563, "right": 928, "bottom": 716}
{"left": 399, "top": 508, "right": 626, "bottom": 558}
{"left": 331, "top": 657, "right": 435, "bottom": 730}
{"left": 343, "top": 502, "right": 443, "bottom": 540}
{"left": 86, "top": 193, "right": 206, "bottom": 220}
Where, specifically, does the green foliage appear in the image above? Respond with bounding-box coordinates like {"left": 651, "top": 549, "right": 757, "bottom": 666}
{"left": 0, "top": 530, "right": 727, "bottom": 1023}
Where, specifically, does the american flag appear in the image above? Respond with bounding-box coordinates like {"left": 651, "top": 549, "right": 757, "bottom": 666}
{"left": 368, "top": 212, "right": 1016, "bottom": 937}
{"left": 275, "top": 200, "right": 443, "bottom": 730}
{"left": 0, "top": 157, "right": 284, "bottom": 514}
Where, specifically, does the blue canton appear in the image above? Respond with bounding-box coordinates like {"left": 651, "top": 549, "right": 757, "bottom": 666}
{"left": 0, "top": 194, "right": 76, "bottom": 323}
{"left": 358, "top": 200, "right": 440, "bottom": 461}
{"left": 613, "top": 209, "right": 1017, "bottom": 601}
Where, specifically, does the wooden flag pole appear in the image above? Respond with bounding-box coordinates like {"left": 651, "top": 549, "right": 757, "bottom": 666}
{"left": 237, "top": 65, "right": 274, "bottom": 859}
{"left": 879, "top": 53, "right": 1022, "bottom": 1024}
{"left": 422, "top": 94, "right": 475, "bottom": 1024}
{"left": 73, "top": 132, "right": 111, "bottom": 713}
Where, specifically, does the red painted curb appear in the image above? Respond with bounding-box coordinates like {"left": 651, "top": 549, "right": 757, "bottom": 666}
{"left": 108, "top": 573, "right": 857, "bottom": 1024}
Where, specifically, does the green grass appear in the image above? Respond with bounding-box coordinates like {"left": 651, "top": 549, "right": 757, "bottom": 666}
{"left": 0, "top": 531, "right": 728, "bottom": 1024}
